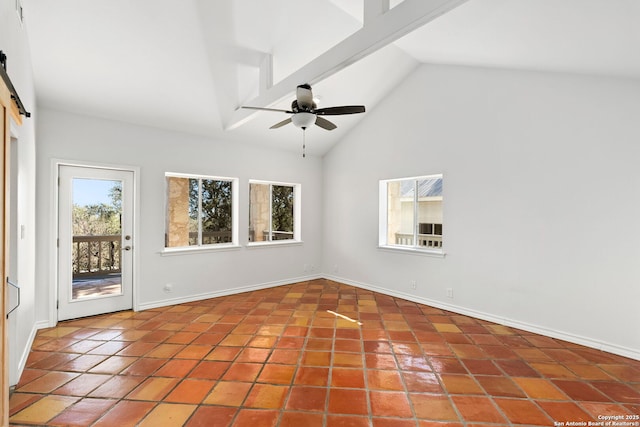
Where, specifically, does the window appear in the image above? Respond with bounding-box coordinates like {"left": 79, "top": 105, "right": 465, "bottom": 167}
{"left": 379, "top": 174, "right": 443, "bottom": 252}
{"left": 249, "top": 181, "right": 301, "bottom": 244}
{"left": 165, "top": 173, "right": 238, "bottom": 249}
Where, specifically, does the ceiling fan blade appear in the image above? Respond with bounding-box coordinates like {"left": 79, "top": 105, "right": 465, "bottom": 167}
{"left": 270, "top": 118, "right": 292, "bottom": 129}
{"left": 315, "top": 116, "right": 337, "bottom": 131}
{"left": 296, "top": 84, "right": 314, "bottom": 110}
{"left": 314, "top": 105, "right": 366, "bottom": 116}
{"left": 242, "top": 106, "right": 293, "bottom": 114}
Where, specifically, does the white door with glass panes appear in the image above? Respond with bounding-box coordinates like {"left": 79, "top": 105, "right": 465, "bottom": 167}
{"left": 58, "top": 165, "right": 135, "bottom": 320}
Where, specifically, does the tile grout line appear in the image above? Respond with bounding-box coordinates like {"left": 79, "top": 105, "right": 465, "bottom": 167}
{"left": 9, "top": 279, "right": 640, "bottom": 427}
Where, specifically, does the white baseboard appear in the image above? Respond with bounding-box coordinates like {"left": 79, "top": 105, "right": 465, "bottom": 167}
{"left": 64, "top": 272, "right": 638, "bottom": 362}
{"left": 137, "top": 274, "right": 323, "bottom": 311}
{"left": 325, "top": 275, "right": 640, "bottom": 362}
{"left": 13, "top": 320, "right": 50, "bottom": 386}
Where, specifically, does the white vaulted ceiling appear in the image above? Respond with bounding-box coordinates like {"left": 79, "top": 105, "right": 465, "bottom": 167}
{"left": 22, "top": 0, "right": 640, "bottom": 156}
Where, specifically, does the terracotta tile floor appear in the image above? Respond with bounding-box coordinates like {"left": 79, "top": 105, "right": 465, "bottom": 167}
{"left": 9, "top": 279, "right": 640, "bottom": 426}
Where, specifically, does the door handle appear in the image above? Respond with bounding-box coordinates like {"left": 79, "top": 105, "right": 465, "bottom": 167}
{"left": 6, "top": 278, "right": 20, "bottom": 318}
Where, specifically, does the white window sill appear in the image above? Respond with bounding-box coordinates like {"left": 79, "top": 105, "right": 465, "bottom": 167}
{"left": 378, "top": 245, "right": 446, "bottom": 258}
{"left": 161, "top": 244, "right": 242, "bottom": 256}
{"left": 247, "top": 240, "right": 303, "bottom": 249}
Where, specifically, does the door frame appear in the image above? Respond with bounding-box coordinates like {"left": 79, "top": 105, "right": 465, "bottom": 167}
{"left": 49, "top": 159, "right": 140, "bottom": 326}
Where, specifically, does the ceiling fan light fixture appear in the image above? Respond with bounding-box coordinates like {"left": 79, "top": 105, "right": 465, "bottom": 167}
{"left": 291, "top": 112, "right": 316, "bottom": 129}
{"left": 241, "top": 84, "right": 365, "bottom": 133}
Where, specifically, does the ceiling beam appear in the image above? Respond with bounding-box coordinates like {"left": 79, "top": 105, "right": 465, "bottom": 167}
{"left": 259, "top": 53, "right": 273, "bottom": 97}
{"left": 225, "top": 0, "right": 469, "bottom": 130}
{"left": 364, "top": 0, "right": 389, "bottom": 26}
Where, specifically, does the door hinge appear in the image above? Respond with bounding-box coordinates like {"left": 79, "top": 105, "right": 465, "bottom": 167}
{"left": 56, "top": 300, "right": 59, "bottom": 309}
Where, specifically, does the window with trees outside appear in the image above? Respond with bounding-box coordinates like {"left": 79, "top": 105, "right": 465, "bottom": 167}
{"left": 249, "top": 181, "right": 301, "bottom": 244}
{"left": 379, "top": 174, "right": 443, "bottom": 253}
{"left": 165, "top": 173, "right": 238, "bottom": 249}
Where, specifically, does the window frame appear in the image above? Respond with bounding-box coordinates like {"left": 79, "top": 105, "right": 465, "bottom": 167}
{"left": 378, "top": 174, "right": 445, "bottom": 257}
{"left": 163, "top": 172, "right": 239, "bottom": 254}
{"left": 247, "top": 179, "right": 302, "bottom": 247}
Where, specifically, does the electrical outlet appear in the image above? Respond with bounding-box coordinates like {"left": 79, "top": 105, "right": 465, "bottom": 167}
{"left": 410, "top": 280, "right": 417, "bottom": 290}
{"left": 446, "top": 288, "right": 453, "bottom": 298}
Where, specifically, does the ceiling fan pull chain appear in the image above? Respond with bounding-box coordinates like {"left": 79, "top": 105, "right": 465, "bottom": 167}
{"left": 302, "top": 128, "right": 306, "bottom": 158}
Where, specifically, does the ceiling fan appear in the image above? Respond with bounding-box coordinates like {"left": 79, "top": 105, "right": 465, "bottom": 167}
{"left": 242, "top": 83, "right": 365, "bottom": 156}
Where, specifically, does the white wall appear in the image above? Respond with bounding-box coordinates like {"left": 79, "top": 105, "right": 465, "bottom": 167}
{"left": 323, "top": 64, "right": 640, "bottom": 359}
{"left": 35, "top": 109, "right": 323, "bottom": 320}
{"left": 1, "top": 0, "right": 39, "bottom": 384}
